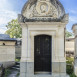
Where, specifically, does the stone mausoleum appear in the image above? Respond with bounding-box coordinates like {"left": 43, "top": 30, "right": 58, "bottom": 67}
{"left": 18, "top": 0, "right": 69, "bottom": 77}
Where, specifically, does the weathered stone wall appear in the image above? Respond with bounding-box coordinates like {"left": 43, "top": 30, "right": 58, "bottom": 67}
{"left": 0, "top": 41, "right": 16, "bottom": 68}
{"left": 15, "top": 45, "right": 21, "bottom": 58}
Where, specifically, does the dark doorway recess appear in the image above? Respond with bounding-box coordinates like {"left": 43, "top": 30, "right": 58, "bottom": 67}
{"left": 34, "top": 35, "right": 52, "bottom": 74}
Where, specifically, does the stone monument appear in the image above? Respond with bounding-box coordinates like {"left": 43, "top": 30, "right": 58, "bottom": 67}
{"left": 18, "top": 0, "right": 69, "bottom": 77}
{"left": 72, "top": 24, "right": 77, "bottom": 76}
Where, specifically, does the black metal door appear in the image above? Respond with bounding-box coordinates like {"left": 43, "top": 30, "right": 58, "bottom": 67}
{"left": 34, "top": 35, "right": 51, "bottom": 73}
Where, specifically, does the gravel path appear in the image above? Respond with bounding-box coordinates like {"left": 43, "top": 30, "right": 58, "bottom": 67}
{"left": 8, "top": 70, "right": 19, "bottom": 77}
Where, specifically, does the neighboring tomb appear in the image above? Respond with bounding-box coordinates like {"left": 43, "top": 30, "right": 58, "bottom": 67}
{"left": 0, "top": 34, "right": 16, "bottom": 68}
{"left": 18, "top": 0, "right": 69, "bottom": 77}
{"left": 65, "top": 37, "right": 75, "bottom": 57}
{"left": 72, "top": 24, "right": 77, "bottom": 76}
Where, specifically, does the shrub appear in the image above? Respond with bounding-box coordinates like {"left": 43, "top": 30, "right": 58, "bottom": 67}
{"left": 66, "top": 57, "right": 74, "bottom": 75}
{"left": 4, "top": 68, "right": 11, "bottom": 77}
{"left": 70, "top": 73, "right": 77, "bottom": 77}
{"left": 66, "top": 64, "right": 73, "bottom": 75}
{"left": 15, "top": 58, "right": 20, "bottom": 62}
{"left": 66, "top": 57, "right": 74, "bottom": 64}
{"left": 16, "top": 72, "right": 20, "bottom": 77}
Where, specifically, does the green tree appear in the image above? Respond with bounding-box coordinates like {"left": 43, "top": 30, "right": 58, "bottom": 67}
{"left": 65, "top": 30, "right": 73, "bottom": 37}
{"left": 5, "top": 19, "right": 22, "bottom": 38}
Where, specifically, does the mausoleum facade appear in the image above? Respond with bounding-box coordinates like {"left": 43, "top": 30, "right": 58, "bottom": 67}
{"left": 18, "top": 0, "right": 69, "bottom": 77}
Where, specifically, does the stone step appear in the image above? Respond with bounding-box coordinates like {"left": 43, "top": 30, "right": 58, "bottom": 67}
{"left": 11, "top": 67, "right": 20, "bottom": 70}
{"left": 11, "top": 62, "right": 20, "bottom": 71}
{"left": 15, "top": 65, "right": 20, "bottom": 67}
{"left": 13, "top": 64, "right": 20, "bottom": 67}
{"left": 15, "top": 62, "right": 20, "bottom": 65}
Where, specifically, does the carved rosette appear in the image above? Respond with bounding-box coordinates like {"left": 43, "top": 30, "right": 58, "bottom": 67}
{"left": 34, "top": 1, "right": 58, "bottom": 19}
{"left": 36, "top": 1, "right": 50, "bottom": 16}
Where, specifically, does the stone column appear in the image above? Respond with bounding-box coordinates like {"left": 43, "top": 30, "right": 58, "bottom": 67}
{"left": 56, "top": 26, "right": 66, "bottom": 75}
{"left": 20, "top": 23, "right": 28, "bottom": 77}
{"left": 72, "top": 24, "right": 77, "bottom": 76}
{"left": 21, "top": 24, "right": 28, "bottom": 61}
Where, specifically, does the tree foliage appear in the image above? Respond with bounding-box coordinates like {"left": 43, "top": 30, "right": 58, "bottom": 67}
{"left": 5, "top": 19, "right": 22, "bottom": 38}
{"left": 65, "top": 30, "right": 73, "bottom": 37}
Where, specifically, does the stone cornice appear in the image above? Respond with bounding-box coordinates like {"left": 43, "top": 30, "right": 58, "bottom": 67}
{"left": 18, "top": 14, "right": 69, "bottom": 24}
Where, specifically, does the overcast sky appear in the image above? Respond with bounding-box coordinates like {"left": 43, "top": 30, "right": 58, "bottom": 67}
{"left": 0, "top": 0, "right": 77, "bottom": 34}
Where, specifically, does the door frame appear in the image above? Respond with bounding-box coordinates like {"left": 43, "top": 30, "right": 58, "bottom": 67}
{"left": 29, "top": 30, "right": 56, "bottom": 74}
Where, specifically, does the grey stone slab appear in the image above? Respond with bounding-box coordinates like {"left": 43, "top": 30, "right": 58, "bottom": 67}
{"left": 20, "top": 62, "right": 68, "bottom": 77}
{"left": 20, "top": 62, "right": 27, "bottom": 73}
{"left": 59, "top": 62, "right": 66, "bottom": 73}
{"left": 27, "top": 62, "right": 34, "bottom": 74}
{"left": 52, "top": 62, "right": 66, "bottom": 73}
{"left": 52, "top": 62, "right": 60, "bottom": 73}
{"left": 20, "top": 73, "right": 26, "bottom": 77}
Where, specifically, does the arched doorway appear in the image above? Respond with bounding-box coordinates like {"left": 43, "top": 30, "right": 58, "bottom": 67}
{"left": 34, "top": 35, "right": 52, "bottom": 74}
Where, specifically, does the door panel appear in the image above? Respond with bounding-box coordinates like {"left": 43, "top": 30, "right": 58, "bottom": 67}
{"left": 34, "top": 35, "right": 52, "bottom": 72}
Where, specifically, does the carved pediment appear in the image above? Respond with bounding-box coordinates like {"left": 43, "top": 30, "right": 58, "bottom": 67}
{"left": 20, "top": 0, "right": 65, "bottom": 22}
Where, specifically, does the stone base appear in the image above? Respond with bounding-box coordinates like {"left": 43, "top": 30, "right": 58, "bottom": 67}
{"left": 20, "top": 73, "right": 69, "bottom": 77}
{"left": 20, "top": 62, "right": 69, "bottom": 77}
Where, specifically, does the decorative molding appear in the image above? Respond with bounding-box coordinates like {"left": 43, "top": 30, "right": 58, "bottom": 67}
{"left": 19, "top": 0, "right": 66, "bottom": 22}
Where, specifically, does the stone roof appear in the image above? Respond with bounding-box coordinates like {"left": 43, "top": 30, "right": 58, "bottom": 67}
{"left": 0, "top": 34, "right": 16, "bottom": 41}
{"left": 72, "top": 23, "right": 77, "bottom": 30}
{"left": 66, "top": 37, "right": 74, "bottom": 42}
